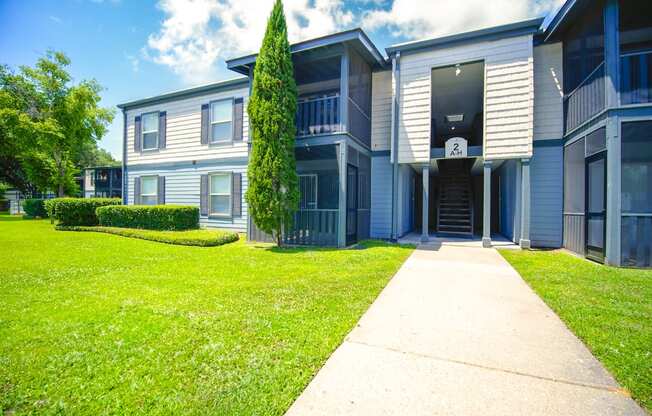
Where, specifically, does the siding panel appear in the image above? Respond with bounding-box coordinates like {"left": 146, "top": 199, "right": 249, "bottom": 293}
{"left": 398, "top": 34, "right": 534, "bottom": 163}
{"left": 126, "top": 86, "right": 249, "bottom": 166}
{"left": 371, "top": 70, "right": 392, "bottom": 151}
{"left": 530, "top": 145, "right": 563, "bottom": 247}
{"left": 371, "top": 156, "right": 392, "bottom": 238}
{"left": 127, "top": 162, "right": 248, "bottom": 232}
{"left": 534, "top": 43, "right": 564, "bottom": 141}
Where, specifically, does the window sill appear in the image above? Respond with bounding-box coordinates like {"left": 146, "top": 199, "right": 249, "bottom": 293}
{"left": 207, "top": 214, "right": 233, "bottom": 221}
{"left": 208, "top": 140, "right": 234, "bottom": 147}
{"left": 141, "top": 148, "right": 160, "bottom": 153}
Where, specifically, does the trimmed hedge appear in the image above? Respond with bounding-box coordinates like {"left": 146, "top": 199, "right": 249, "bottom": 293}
{"left": 96, "top": 205, "right": 199, "bottom": 231}
{"left": 56, "top": 225, "right": 238, "bottom": 247}
{"left": 23, "top": 199, "right": 47, "bottom": 218}
{"left": 49, "top": 198, "right": 122, "bottom": 226}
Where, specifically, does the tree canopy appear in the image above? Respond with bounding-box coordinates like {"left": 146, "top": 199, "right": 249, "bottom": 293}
{"left": 245, "top": 0, "right": 299, "bottom": 246}
{"left": 0, "top": 51, "right": 115, "bottom": 196}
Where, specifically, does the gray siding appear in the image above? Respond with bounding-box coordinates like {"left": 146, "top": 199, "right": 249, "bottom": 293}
{"left": 563, "top": 214, "right": 585, "bottom": 255}
{"left": 127, "top": 160, "right": 248, "bottom": 232}
{"left": 370, "top": 156, "right": 392, "bottom": 239}
{"left": 530, "top": 144, "right": 563, "bottom": 247}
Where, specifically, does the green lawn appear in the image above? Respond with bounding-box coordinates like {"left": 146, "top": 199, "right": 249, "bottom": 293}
{"left": 499, "top": 249, "right": 652, "bottom": 412}
{"left": 0, "top": 215, "right": 413, "bottom": 415}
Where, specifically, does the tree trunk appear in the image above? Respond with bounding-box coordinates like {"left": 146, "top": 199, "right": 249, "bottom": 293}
{"left": 58, "top": 183, "right": 64, "bottom": 197}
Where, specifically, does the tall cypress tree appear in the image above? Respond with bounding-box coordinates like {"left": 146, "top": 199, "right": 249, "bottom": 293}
{"left": 246, "top": 0, "right": 299, "bottom": 246}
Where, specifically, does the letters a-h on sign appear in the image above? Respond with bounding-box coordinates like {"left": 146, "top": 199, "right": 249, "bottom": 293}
{"left": 445, "top": 137, "right": 468, "bottom": 158}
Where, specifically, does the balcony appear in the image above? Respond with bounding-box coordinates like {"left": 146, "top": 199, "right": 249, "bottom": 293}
{"left": 563, "top": 62, "right": 605, "bottom": 133}
{"left": 621, "top": 50, "right": 652, "bottom": 105}
{"left": 295, "top": 94, "right": 341, "bottom": 137}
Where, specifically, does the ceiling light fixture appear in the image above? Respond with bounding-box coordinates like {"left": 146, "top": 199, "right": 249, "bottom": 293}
{"left": 455, "top": 64, "right": 461, "bottom": 76}
{"left": 446, "top": 114, "right": 464, "bottom": 123}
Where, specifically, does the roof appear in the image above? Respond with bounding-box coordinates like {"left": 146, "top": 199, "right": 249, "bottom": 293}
{"left": 117, "top": 77, "right": 248, "bottom": 110}
{"left": 542, "top": 0, "right": 589, "bottom": 42}
{"left": 385, "top": 17, "right": 545, "bottom": 55}
{"left": 226, "top": 28, "right": 387, "bottom": 75}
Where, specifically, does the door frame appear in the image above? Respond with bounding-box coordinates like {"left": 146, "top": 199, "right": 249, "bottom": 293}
{"left": 585, "top": 150, "right": 607, "bottom": 263}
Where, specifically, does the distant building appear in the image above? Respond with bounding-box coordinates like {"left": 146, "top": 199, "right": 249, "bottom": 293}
{"left": 80, "top": 166, "right": 122, "bottom": 198}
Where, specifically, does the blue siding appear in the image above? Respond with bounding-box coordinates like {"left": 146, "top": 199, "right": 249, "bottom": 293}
{"left": 398, "top": 164, "right": 414, "bottom": 236}
{"left": 531, "top": 143, "right": 564, "bottom": 247}
{"left": 370, "top": 156, "right": 392, "bottom": 238}
{"left": 498, "top": 160, "right": 518, "bottom": 242}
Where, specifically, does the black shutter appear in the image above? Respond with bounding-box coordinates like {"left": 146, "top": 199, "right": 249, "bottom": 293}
{"left": 200, "top": 104, "right": 209, "bottom": 145}
{"left": 233, "top": 98, "right": 243, "bottom": 142}
{"left": 157, "top": 176, "right": 165, "bottom": 205}
{"left": 232, "top": 172, "right": 242, "bottom": 217}
{"left": 134, "top": 177, "right": 141, "bottom": 205}
{"left": 200, "top": 174, "right": 209, "bottom": 216}
{"left": 159, "top": 111, "right": 167, "bottom": 149}
{"left": 134, "top": 116, "right": 142, "bottom": 152}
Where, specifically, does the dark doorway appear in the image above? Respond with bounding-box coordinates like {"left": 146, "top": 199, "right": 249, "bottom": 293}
{"left": 585, "top": 151, "right": 606, "bottom": 262}
{"left": 346, "top": 164, "right": 358, "bottom": 245}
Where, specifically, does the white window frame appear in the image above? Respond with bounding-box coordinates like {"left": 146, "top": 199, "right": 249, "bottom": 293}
{"left": 141, "top": 112, "right": 159, "bottom": 151}
{"left": 209, "top": 98, "right": 234, "bottom": 144}
{"left": 209, "top": 172, "right": 232, "bottom": 217}
{"left": 140, "top": 175, "right": 158, "bottom": 205}
{"left": 299, "top": 174, "right": 318, "bottom": 210}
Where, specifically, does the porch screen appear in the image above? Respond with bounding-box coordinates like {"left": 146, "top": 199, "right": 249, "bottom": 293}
{"left": 621, "top": 120, "right": 652, "bottom": 267}
{"left": 564, "top": 138, "right": 585, "bottom": 213}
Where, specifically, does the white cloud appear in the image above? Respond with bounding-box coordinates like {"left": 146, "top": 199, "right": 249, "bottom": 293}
{"left": 49, "top": 15, "right": 62, "bottom": 24}
{"left": 145, "top": 0, "right": 564, "bottom": 85}
{"left": 145, "top": 0, "right": 353, "bottom": 85}
{"left": 362, "top": 0, "right": 564, "bottom": 40}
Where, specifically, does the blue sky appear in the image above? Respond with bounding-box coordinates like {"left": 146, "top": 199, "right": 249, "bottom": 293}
{"left": 0, "top": 0, "right": 563, "bottom": 161}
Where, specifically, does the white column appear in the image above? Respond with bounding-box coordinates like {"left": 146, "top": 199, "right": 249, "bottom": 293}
{"left": 422, "top": 165, "right": 429, "bottom": 243}
{"left": 519, "top": 158, "right": 531, "bottom": 249}
{"left": 482, "top": 161, "right": 492, "bottom": 248}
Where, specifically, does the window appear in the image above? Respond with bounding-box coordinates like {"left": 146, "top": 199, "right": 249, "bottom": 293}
{"left": 142, "top": 112, "right": 159, "bottom": 150}
{"left": 140, "top": 176, "right": 158, "bottom": 205}
{"left": 299, "top": 175, "right": 318, "bottom": 209}
{"left": 210, "top": 173, "right": 232, "bottom": 216}
{"left": 210, "top": 100, "right": 232, "bottom": 143}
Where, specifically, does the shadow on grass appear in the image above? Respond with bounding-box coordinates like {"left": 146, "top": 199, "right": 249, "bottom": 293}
{"left": 260, "top": 239, "right": 415, "bottom": 254}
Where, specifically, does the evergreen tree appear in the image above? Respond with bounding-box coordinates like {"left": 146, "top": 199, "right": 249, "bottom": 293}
{"left": 246, "top": 0, "right": 299, "bottom": 246}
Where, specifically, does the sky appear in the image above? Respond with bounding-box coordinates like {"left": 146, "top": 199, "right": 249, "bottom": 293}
{"left": 0, "top": 0, "right": 564, "bottom": 161}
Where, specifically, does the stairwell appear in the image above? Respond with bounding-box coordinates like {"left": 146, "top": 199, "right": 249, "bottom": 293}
{"left": 436, "top": 161, "right": 474, "bottom": 236}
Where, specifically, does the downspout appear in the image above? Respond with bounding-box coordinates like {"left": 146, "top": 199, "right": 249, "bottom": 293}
{"left": 121, "top": 108, "right": 127, "bottom": 205}
{"left": 390, "top": 52, "right": 401, "bottom": 241}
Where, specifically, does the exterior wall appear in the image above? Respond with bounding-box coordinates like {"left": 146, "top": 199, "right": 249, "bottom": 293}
{"left": 530, "top": 144, "right": 563, "bottom": 247}
{"left": 398, "top": 34, "right": 534, "bottom": 163}
{"left": 498, "top": 160, "right": 518, "bottom": 242}
{"left": 125, "top": 85, "right": 249, "bottom": 166}
{"left": 371, "top": 70, "right": 392, "bottom": 151}
{"left": 126, "top": 160, "right": 248, "bottom": 232}
{"left": 397, "top": 164, "right": 414, "bottom": 236}
{"left": 533, "top": 43, "right": 564, "bottom": 141}
{"left": 370, "top": 155, "right": 392, "bottom": 238}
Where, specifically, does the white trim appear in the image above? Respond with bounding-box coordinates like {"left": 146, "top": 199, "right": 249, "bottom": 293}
{"left": 209, "top": 98, "right": 234, "bottom": 144}
{"left": 140, "top": 175, "right": 158, "bottom": 205}
{"left": 209, "top": 171, "right": 233, "bottom": 217}
{"left": 141, "top": 112, "right": 159, "bottom": 151}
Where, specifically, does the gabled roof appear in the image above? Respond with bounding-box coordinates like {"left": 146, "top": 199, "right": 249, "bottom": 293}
{"left": 385, "top": 17, "right": 545, "bottom": 55}
{"left": 226, "top": 28, "right": 387, "bottom": 75}
{"left": 117, "top": 77, "right": 248, "bottom": 110}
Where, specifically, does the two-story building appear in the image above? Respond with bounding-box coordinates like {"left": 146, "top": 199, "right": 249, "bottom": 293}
{"left": 118, "top": 0, "right": 652, "bottom": 268}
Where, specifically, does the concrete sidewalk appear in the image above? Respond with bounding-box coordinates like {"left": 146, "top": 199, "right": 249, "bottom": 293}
{"left": 286, "top": 244, "right": 645, "bottom": 416}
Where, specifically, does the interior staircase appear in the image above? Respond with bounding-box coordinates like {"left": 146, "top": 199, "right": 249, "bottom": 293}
{"left": 436, "top": 161, "right": 474, "bottom": 236}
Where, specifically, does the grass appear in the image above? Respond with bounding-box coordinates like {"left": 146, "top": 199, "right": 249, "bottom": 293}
{"left": 56, "top": 225, "right": 240, "bottom": 247}
{"left": 0, "top": 215, "right": 413, "bottom": 415}
{"left": 499, "top": 249, "right": 652, "bottom": 412}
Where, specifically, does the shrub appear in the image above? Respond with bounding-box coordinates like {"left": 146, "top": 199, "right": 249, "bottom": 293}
{"left": 50, "top": 198, "right": 122, "bottom": 226}
{"left": 96, "top": 205, "right": 199, "bottom": 231}
{"left": 23, "top": 199, "right": 47, "bottom": 218}
{"left": 56, "top": 225, "right": 238, "bottom": 247}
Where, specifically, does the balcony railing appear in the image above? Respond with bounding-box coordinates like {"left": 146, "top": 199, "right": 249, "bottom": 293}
{"left": 564, "top": 62, "right": 605, "bottom": 133}
{"left": 283, "top": 209, "right": 339, "bottom": 246}
{"left": 296, "top": 94, "right": 340, "bottom": 137}
{"left": 621, "top": 50, "right": 652, "bottom": 105}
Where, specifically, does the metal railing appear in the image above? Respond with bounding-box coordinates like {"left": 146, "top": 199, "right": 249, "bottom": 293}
{"left": 621, "top": 50, "right": 652, "bottom": 105}
{"left": 295, "top": 95, "right": 340, "bottom": 137}
{"left": 563, "top": 62, "right": 605, "bottom": 133}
